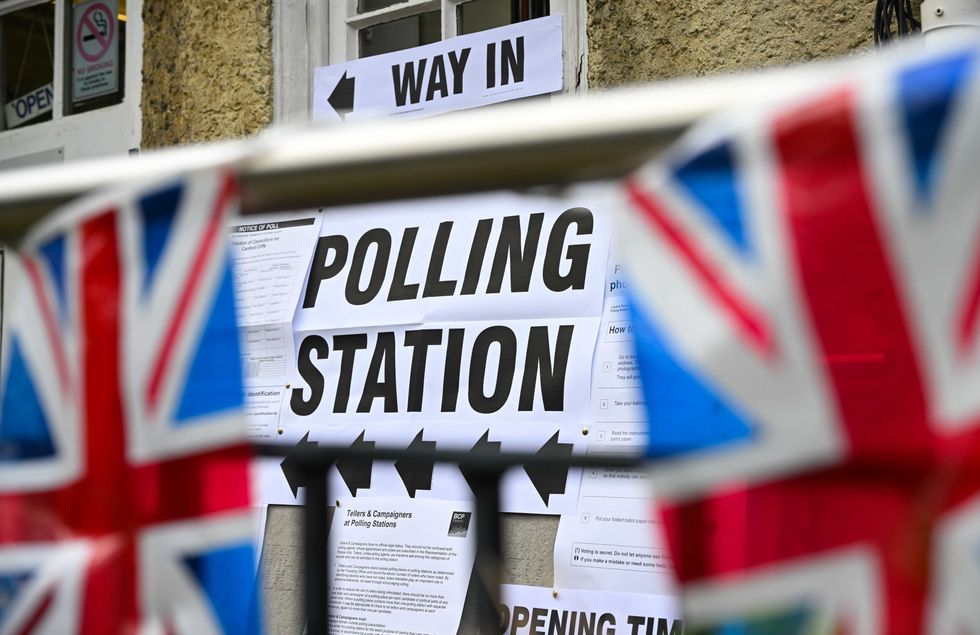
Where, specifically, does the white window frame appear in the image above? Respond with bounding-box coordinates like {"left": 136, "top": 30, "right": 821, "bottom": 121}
{"left": 273, "top": 0, "right": 586, "bottom": 125}
{"left": 0, "top": 0, "right": 142, "bottom": 168}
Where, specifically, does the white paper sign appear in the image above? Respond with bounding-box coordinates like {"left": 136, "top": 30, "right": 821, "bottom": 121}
{"left": 260, "top": 188, "right": 613, "bottom": 514}
{"left": 313, "top": 16, "right": 563, "bottom": 122}
{"left": 288, "top": 191, "right": 609, "bottom": 426}
{"left": 590, "top": 255, "right": 649, "bottom": 437}
{"left": 500, "top": 584, "right": 681, "bottom": 635}
{"left": 72, "top": 0, "right": 119, "bottom": 101}
{"left": 257, "top": 423, "right": 585, "bottom": 514}
{"left": 3, "top": 83, "right": 54, "bottom": 129}
{"left": 230, "top": 211, "right": 323, "bottom": 440}
{"left": 294, "top": 192, "right": 606, "bottom": 332}
{"left": 553, "top": 497, "right": 676, "bottom": 597}
{"left": 289, "top": 317, "right": 598, "bottom": 426}
{"left": 231, "top": 213, "right": 324, "bottom": 330}
{"left": 329, "top": 497, "right": 474, "bottom": 635}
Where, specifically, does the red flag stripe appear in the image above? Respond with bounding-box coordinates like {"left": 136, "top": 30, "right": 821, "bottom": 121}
{"left": 77, "top": 210, "right": 138, "bottom": 632}
{"left": 775, "top": 88, "right": 935, "bottom": 458}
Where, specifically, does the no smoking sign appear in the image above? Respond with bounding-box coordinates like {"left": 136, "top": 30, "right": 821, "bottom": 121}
{"left": 72, "top": 0, "right": 119, "bottom": 102}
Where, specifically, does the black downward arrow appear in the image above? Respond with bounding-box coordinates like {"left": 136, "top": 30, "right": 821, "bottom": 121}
{"left": 524, "top": 431, "right": 574, "bottom": 506}
{"left": 328, "top": 71, "right": 355, "bottom": 119}
{"left": 462, "top": 430, "right": 501, "bottom": 493}
{"left": 280, "top": 432, "right": 318, "bottom": 499}
{"left": 336, "top": 431, "right": 374, "bottom": 496}
{"left": 394, "top": 430, "right": 436, "bottom": 498}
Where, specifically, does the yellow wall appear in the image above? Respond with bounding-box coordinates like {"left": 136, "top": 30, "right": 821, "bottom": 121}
{"left": 140, "top": 2, "right": 883, "bottom": 148}
{"left": 141, "top": 1, "right": 273, "bottom": 148}
{"left": 587, "top": 0, "right": 876, "bottom": 87}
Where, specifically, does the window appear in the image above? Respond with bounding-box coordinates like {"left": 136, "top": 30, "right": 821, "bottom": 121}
{"left": 352, "top": 0, "right": 550, "bottom": 58}
{"left": 0, "top": 0, "right": 140, "bottom": 168}
{"left": 1, "top": 2, "right": 55, "bottom": 131}
{"left": 273, "top": 0, "right": 585, "bottom": 124}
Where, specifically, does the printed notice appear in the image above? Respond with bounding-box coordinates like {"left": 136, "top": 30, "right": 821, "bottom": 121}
{"left": 329, "top": 497, "right": 474, "bottom": 635}
{"left": 553, "top": 249, "right": 676, "bottom": 597}
{"left": 243, "top": 386, "right": 288, "bottom": 441}
{"left": 259, "top": 423, "right": 584, "bottom": 515}
{"left": 583, "top": 254, "right": 650, "bottom": 499}
{"left": 553, "top": 497, "right": 676, "bottom": 596}
{"left": 591, "top": 257, "right": 648, "bottom": 436}
{"left": 500, "top": 584, "right": 680, "bottom": 635}
{"left": 231, "top": 212, "right": 323, "bottom": 330}
{"left": 230, "top": 210, "right": 323, "bottom": 440}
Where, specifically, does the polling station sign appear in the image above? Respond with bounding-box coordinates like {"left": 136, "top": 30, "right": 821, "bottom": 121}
{"left": 249, "top": 188, "right": 615, "bottom": 514}
{"left": 312, "top": 15, "right": 563, "bottom": 122}
{"left": 72, "top": 0, "right": 119, "bottom": 102}
{"left": 3, "top": 83, "right": 53, "bottom": 129}
{"left": 288, "top": 191, "right": 609, "bottom": 426}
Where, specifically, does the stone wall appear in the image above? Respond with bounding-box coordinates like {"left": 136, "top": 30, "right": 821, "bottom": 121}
{"left": 140, "top": 1, "right": 879, "bottom": 147}
{"left": 587, "top": 0, "right": 876, "bottom": 88}
{"left": 141, "top": 0, "right": 273, "bottom": 148}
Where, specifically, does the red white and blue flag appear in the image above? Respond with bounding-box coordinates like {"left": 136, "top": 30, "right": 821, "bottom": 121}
{"left": 0, "top": 169, "right": 259, "bottom": 634}
{"left": 620, "top": 40, "right": 980, "bottom": 633}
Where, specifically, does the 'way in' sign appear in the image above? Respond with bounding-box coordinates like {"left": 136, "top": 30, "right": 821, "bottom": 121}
{"left": 313, "top": 15, "right": 563, "bottom": 121}
{"left": 392, "top": 37, "right": 525, "bottom": 107}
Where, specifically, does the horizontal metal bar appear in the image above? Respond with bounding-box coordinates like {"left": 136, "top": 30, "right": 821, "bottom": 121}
{"left": 0, "top": 63, "right": 835, "bottom": 243}
{"left": 254, "top": 442, "right": 644, "bottom": 470}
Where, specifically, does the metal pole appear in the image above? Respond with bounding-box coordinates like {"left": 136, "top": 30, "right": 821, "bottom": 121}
{"left": 303, "top": 466, "right": 330, "bottom": 635}
{"left": 464, "top": 468, "right": 505, "bottom": 635}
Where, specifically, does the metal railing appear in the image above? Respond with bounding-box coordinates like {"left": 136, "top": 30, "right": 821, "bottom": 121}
{"left": 254, "top": 442, "right": 644, "bottom": 635}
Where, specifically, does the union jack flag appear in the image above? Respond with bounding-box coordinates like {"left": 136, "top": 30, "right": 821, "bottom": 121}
{"left": 0, "top": 169, "right": 259, "bottom": 634}
{"left": 619, "top": 41, "right": 980, "bottom": 633}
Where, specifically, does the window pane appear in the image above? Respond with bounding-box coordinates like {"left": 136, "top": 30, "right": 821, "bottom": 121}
{"left": 359, "top": 11, "right": 440, "bottom": 58}
{"left": 69, "top": 0, "right": 125, "bottom": 115}
{"left": 358, "top": 0, "right": 408, "bottom": 12}
{"left": 1, "top": 3, "right": 55, "bottom": 131}
{"left": 457, "top": 0, "right": 514, "bottom": 35}
{"left": 457, "top": 0, "right": 550, "bottom": 36}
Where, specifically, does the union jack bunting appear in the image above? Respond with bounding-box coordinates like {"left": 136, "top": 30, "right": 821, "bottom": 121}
{"left": 0, "top": 169, "right": 259, "bottom": 634}
{"left": 619, "top": 41, "right": 980, "bottom": 633}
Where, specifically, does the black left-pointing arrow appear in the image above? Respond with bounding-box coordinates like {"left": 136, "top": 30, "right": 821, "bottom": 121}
{"left": 336, "top": 431, "right": 374, "bottom": 496}
{"left": 394, "top": 430, "right": 436, "bottom": 498}
{"left": 524, "top": 431, "right": 574, "bottom": 506}
{"left": 329, "top": 71, "right": 355, "bottom": 119}
{"left": 280, "top": 432, "right": 318, "bottom": 499}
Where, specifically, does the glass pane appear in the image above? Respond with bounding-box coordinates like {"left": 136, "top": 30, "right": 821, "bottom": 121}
{"left": 457, "top": 0, "right": 550, "bottom": 35}
{"left": 1, "top": 3, "right": 55, "bottom": 132}
{"left": 530, "top": 0, "right": 550, "bottom": 19}
{"left": 358, "top": 0, "right": 408, "bottom": 12}
{"left": 69, "top": 0, "right": 126, "bottom": 115}
{"left": 457, "top": 0, "right": 514, "bottom": 35}
{"left": 359, "top": 11, "right": 440, "bottom": 59}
